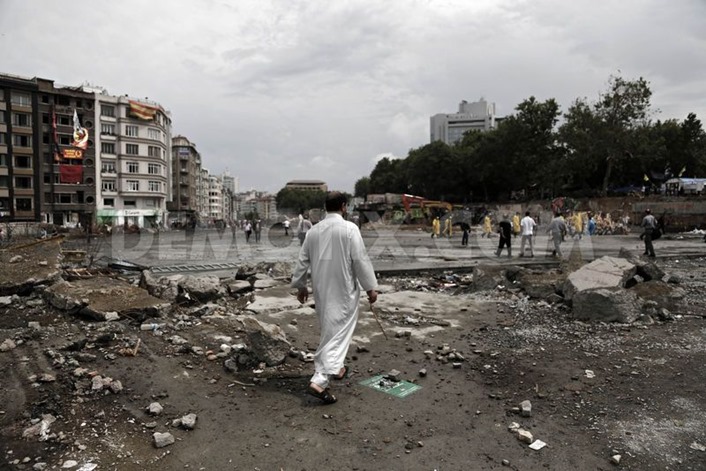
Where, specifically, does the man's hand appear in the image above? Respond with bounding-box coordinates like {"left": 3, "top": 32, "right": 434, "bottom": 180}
{"left": 297, "top": 287, "right": 309, "bottom": 304}
{"left": 367, "top": 289, "right": 378, "bottom": 304}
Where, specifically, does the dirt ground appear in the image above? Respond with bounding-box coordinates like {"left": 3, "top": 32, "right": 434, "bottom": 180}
{"left": 1, "top": 231, "right": 705, "bottom": 471}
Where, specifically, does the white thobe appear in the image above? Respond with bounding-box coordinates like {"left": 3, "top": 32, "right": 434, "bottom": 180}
{"left": 291, "top": 213, "right": 377, "bottom": 388}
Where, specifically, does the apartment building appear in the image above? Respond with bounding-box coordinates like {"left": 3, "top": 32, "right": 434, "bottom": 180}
{"left": 430, "top": 98, "right": 500, "bottom": 145}
{"left": 208, "top": 175, "right": 224, "bottom": 221}
{"left": 168, "top": 135, "right": 201, "bottom": 225}
{"left": 0, "top": 74, "right": 40, "bottom": 221}
{"left": 93, "top": 92, "right": 171, "bottom": 229}
{"left": 0, "top": 73, "right": 96, "bottom": 226}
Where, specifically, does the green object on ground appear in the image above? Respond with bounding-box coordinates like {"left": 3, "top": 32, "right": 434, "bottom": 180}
{"left": 359, "top": 375, "right": 422, "bottom": 398}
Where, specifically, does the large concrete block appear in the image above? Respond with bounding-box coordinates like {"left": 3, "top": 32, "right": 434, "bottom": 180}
{"left": 571, "top": 287, "right": 643, "bottom": 323}
{"left": 563, "top": 256, "right": 636, "bottom": 301}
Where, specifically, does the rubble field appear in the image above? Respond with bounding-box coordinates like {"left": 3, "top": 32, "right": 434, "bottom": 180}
{"left": 1, "top": 236, "right": 705, "bottom": 471}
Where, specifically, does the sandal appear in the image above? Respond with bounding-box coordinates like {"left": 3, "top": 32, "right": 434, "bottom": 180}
{"left": 307, "top": 385, "right": 337, "bottom": 404}
{"left": 332, "top": 365, "right": 349, "bottom": 380}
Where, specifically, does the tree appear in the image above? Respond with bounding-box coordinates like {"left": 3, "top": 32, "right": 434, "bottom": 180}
{"left": 275, "top": 188, "right": 326, "bottom": 213}
{"left": 596, "top": 76, "right": 652, "bottom": 194}
{"left": 559, "top": 75, "right": 652, "bottom": 195}
{"left": 354, "top": 177, "right": 371, "bottom": 198}
{"left": 369, "top": 157, "right": 406, "bottom": 194}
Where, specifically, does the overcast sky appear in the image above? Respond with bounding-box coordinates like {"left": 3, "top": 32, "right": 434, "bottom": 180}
{"left": 1, "top": 0, "right": 704, "bottom": 193}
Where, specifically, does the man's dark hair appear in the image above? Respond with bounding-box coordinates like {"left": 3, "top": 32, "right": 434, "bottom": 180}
{"left": 525, "top": 211, "right": 530, "bottom": 216}
{"left": 325, "top": 191, "right": 348, "bottom": 212}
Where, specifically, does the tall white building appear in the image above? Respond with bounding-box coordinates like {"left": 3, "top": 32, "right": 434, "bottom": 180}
{"left": 208, "top": 175, "right": 224, "bottom": 220}
{"left": 93, "top": 90, "right": 171, "bottom": 228}
{"left": 430, "top": 98, "right": 498, "bottom": 145}
{"left": 222, "top": 169, "right": 238, "bottom": 194}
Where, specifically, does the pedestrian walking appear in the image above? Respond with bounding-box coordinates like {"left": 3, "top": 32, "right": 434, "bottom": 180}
{"left": 291, "top": 192, "right": 378, "bottom": 405}
{"left": 496, "top": 214, "right": 512, "bottom": 257}
{"left": 283, "top": 219, "right": 290, "bottom": 236}
{"left": 512, "top": 212, "right": 521, "bottom": 238}
{"left": 641, "top": 208, "right": 657, "bottom": 257}
{"left": 244, "top": 220, "right": 252, "bottom": 243}
{"left": 431, "top": 216, "right": 440, "bottom": 239}
{"left": 547, "top": 212, "right": 567, "bottom": 258}
{"left": 298, "top": 215, "right": 312, "bottom": 245}
{"left": 519, "top": 211, "right": 537, "bottom": 257}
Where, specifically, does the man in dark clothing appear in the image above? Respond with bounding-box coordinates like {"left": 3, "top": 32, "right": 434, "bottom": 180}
{"left": 460, "top": 222, "right": 470, "bottom": 247}
{"left": 496, "top": 214, "right": 513, "bottom": 257}
{"left": 641, "top": 209, "right": 657, "bottom": 257}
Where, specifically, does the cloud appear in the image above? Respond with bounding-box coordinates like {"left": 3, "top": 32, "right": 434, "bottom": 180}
{"left": 1, "top": 0, "right": 704, "bottom": 193}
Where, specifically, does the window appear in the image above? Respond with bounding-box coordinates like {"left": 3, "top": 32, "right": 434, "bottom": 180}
{"left": 12, "top": 113, "right": 31, "bottom": 127}
{"left": 15, "top": 176, "right": 33, "bottom": 189}
{"left": 56, "top": 194, "right": 73, "bottom": 204}
{"left": 101, "top": 161, "right": 116, "bottom": 174}
{"left": 126, "top": 125, "right": 138, "bottom": 137}
{"left": 59, "top": 135, "right": 71, "bottom": 145}
{"left": 126, "top": 144, "right": 139, "bottom": 155}
{"left": 148, "top": 181, "right": 161, "bottom": 192}
{"left": 10, "top": 93, "right": 31, "bottom": 107}
{"left": 0, "top": 134, "right": 5, "bottom": 145}
{"left": 144, "top": 198, "right": 156, "bottom": 207}
{"left": 148, "top": 128, "right": 161, "bottom": 140}
{"left": 0, "top": 154, "right": 7, "bottom": 166}
{"left": 58, "top": 115, "right": 70, "bottom": 126}
{"left": 124, "top": 200, "right": 136, "bottom": 207}
{"left": 101, "top": 105, "right": 115, "bottom": 117}
{"left": 126, "top": 161, "right": 139, "bottom": 173}
{"left": 148, "top": 146, "right": 161, "bottom": 158}
{"left": 12, "top": 135, "right": 31, "bottom": 147}
{"left": 103, "top": 198, "right": 114, "bottom": 207}
{"left": 15, "top": 198, "right": 33, "bottom": 211}
{"left": 101, "top": 142, "right": 115, "bottom": 154}
{"left": 126, "top": 180, "right": 139, "bottom": 191}
{"left": 0, "top": 176, "right": 8, "bottom": 187}
{"left": 148, "top": 163, "right": 160, "bottom": 175}
{"left": 0, "top": 113, "right": 5, "bottom": 124}
{"left": 14, "top": 155, "right": 32, "bottom": 168}
{"left": 102, "top": 180, "right": 116, "bottom": 192}
{"left": 101, "top": 123, "right": 115, "bottom": 135}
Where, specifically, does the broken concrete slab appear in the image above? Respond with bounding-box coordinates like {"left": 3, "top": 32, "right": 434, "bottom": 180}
{"left": 0, "top": 238, "right": 62, "bottom": 296}
{"left": 235, "top": 315, "right": 291, "bottom": 367}
{"left": 244, "top": 286, "right": 302, "bottom": 315}
{"left": 226, "top": 280, "right": 252, "bottom": 296}
{"left": 618, "top": 248, "right": 666, "bottom": 282}
{"left": 45, "top": 278, "right": 169, "bottom": 321}
{"left": 563, "top": 256, "right": 637, "bottom": 301}
{"left": 571, "top": 287, "right": 643, "bottom": 323}
{"left": 140, "top": 272, "right": 227, "bottom": 305}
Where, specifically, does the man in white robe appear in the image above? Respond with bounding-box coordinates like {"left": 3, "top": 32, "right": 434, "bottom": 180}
{"left": 292, "top": 192, "right": 378, "bottom": 404}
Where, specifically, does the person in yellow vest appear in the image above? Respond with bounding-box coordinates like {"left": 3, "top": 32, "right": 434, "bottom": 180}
{"left": 512, "top": 212, "right": 521, "bottom": 238}
{"left": 431, "top": 216, "right": 440, "bottom": 238}
{"left": 482, "top": 213, "right": 492, "bottom": 238}
{"left": 573, "top": 212, "right": 584, "bottom": 240}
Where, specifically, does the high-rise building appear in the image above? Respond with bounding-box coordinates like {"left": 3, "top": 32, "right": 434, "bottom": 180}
{"left": 430, "top": 98, "right": 499, "bottom": 145}
{"left": 169, "top": 135, "right": 201, "bottom": 221}
{"left": 93, "top": 91, "right": 172, "bottom": 229}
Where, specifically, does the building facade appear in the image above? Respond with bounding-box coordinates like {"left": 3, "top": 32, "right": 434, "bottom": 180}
{"left": 284, "top": 180, "right": 327, "bottom": 192}
{"left": 0, "top": 74, "right": 40, "bottom": 222}
{"left": 430, "top": 98, "right": 499, "bottom": 145}
{"left": 93, "top": 92, "right": 172, "bottom": 229}
{"left": 168, "top": 135, "right": 201, "bottom": 224}
{"left": 0, "top": 73, "right": 97, "bottom": 226}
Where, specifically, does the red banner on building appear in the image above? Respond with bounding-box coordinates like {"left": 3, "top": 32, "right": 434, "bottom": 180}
{"left": 129, "top": 100, "right": 158, "bottom": 121}
{"left": 59, "top": 165, "right": 83, "bottom": 184}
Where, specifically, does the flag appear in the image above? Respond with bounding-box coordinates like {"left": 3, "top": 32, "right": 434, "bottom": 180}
{"left": 71, "top": 109, "right": 89, "bottom": 150}
{"left": 643, "top": 174, "right": 650, "bottom": 182}
{"left": 129, "top": 100, "right": 158, "bottom": 121}
{"left": 678, "top": 166, "right": 686, "bottom": 177}
{"left": 59, "top": 165, "right": 83, "bottom": 184}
